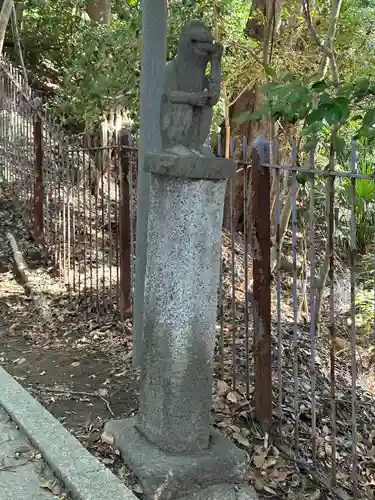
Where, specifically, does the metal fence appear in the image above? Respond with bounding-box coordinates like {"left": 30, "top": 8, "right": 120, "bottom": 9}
{"left": 0, "top": 58, "right": 136, "bottom": 319}
{"left": 218, "top": 141, "right": 375, "bottom": 498}
{"left": 1, "top": 58, "right": 374, "bottom": 498}
{"left": 40, "top": 127, "right": 137, "bottom": 319}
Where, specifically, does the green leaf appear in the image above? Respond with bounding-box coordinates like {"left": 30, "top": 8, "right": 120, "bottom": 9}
{"left": 296, "top": 171, "right": 311, "bottom": 185}
{"left": 303, "top": 140, "right": 317, "bottom": 152}
{"left": 281, "top": 72, "right": 295, "bottom": 83}
{"left": 234, "top": 109, "right": 262, "bottom": 124}
{"left": 305, "top": 108, "right": 326, "bottom": 126}
{"left": 264, "top": 82, "right": 280, "bottom": 93}
{"left": 334, "top": 97, "right": 350, "bottom": 123}
{"left": 319, "top": 93, "right": 331, "bottom": 104}
{"left": 264, "top": 66, "right": 277, "bottom": 78}
{"left": 355, "top": 77, "right": 370, "bottom": 93}
{"left": 332, "top": 135, "right": 346, "bottom": 157}
{"left": 319, "top": 101, "right": 343, "bottom": 126}
{"left": 363, "top": 109, "right": 375, "bottom": 127}
{"left": 311, "top": 80, "right": 327, "bottom": 92}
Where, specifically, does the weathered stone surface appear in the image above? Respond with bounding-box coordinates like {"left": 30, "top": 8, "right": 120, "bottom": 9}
{"left": 144, "top": 151, "right": 236, "bottom": 179}
{"left": 0, "top": 366, "right": 137, "bottom": 500}
{"left": 178, "top": 484, "right": 258, "bottom": 500}
{"left": 133, "top": 0, "right": 167, "bottom": 367}
{"left": 135, "top": 18, "right": 224, "bottom": 366}
{"left": 160, "top": 20, "right": 223, "bottom": 156}
{"left": 137, "top": 175, "right": 227, "bottom": 454}
{"left": 104, "top": 418, "right": 249, "bottom": 500}
{"left": 0, "top": 407, "right": 62, "bottom": 500}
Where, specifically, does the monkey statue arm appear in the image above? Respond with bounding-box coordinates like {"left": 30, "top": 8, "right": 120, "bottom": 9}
{"left": 163, "top": 61, "right": 212, "bottom": 108}
{"left": 167, "top": 90, "right": 211, "bottom": 107}
{"left": 207, "top": 43, "right": 223, "bottom": 107}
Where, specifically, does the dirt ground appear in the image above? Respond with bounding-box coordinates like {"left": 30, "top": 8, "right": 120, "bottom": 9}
{"left": 0, "top": 188, "right": 142, "bottom": 492}
{"left": 0, "top": 283, "right": 142, "bottom": 489}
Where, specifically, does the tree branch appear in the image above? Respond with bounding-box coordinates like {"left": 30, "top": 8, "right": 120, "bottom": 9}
{"left": 301, "top": 0, "right": 342, "bottom": 84}
{"left": 11, "top": 3, "right": 27, "bottom": 85}
{"left": 318, "top": 0, "right": 342, "bottom": 84}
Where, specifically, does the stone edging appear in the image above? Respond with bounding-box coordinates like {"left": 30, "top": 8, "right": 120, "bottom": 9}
{"left": 0, "top": 366, "right": 137, "bottom": 500}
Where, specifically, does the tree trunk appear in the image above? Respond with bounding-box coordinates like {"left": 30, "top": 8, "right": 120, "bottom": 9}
{"left": 14, "top": 0, "right": 23, "bottom": 31}
{"left": 226, "top": 0, "right": 283, "bottom": 232}
{"left": 84, "top": 0, "right": 111, "bottom": 193}
{"left": 301, "top": 0, "right": 343, "bottom": 330}
{"left": 0, "top": 0, "right": 13, "bottom": 55}
{"left": 86, "top": 0, "right": 111, "bottom": 24}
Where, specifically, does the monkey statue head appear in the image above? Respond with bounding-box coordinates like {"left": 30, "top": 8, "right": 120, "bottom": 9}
{"left": 177, "top": 20, "right": 220, "bottom": 66}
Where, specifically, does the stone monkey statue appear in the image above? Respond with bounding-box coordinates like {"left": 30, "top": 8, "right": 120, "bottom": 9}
{"left": 160, "top": 20, "right": 223, "bottom": 156}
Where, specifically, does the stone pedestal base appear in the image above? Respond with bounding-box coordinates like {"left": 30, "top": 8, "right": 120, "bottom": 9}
{"left": 104, "top": 418, "right": 251, "bottom": 500}
{"left": 179, "top": 484, "right": 258, "bottom": 500}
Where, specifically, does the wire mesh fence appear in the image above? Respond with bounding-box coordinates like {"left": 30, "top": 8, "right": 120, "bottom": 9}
{"left": 1, "top": 57, "right": 374, "bottom": 497}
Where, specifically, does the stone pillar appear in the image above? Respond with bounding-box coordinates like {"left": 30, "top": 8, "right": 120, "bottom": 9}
{"left": 133, "top": 0, "right": 167, "bottom": 367}
{"left": 104, "top": 154, "right": 257, "bottom": 500}
{"left": 137, "top": 174, "right": 226, "bottom": 455}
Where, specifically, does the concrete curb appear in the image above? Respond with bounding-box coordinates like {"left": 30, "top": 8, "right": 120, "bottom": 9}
{"left": 0, "top": 366, "right": 137, "bottom": 500}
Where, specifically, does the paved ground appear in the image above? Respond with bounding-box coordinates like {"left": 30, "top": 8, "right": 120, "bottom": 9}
{"left": 0, "top": 406, "right": 69, "bottom": 500}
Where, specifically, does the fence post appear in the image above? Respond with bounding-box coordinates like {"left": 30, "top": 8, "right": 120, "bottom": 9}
{"left": 33, "top": 103, "right": 43, "bottom": 242}
{"left": 251, "top": 137, "right": 272, "bottom": 428}
{"left": 119, "top": 133, "right": 132, "bottom": 320}
{"left": 222, "top": 124, "right": 232, "bottom": 229}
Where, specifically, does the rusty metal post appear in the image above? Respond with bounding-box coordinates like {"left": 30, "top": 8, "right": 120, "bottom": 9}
{"left": 222, "top": 125, "right": 232, "bottom": 229}
{"left": 33, "top": 104, "right": 43, "bottom": 241}
{"left": 119, "top": 133, "right": 132, "bottom": 320}
{"left": 251, "top": 139, "right": 272, "bottom": 427}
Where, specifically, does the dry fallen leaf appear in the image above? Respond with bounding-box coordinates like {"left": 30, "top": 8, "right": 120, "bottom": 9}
{"left": 133, "top": 484, "right": 143, "bottom": 494}
{"left": 263, "top": 485, "right": 277, "bottom": 495}
{"left": 249, "top": 468, "right": 265, "bottom": 490}
{"left": 322, "top": 425, "right": 330, "bottom": 435}
{"left": 229, "top": 424, "right": 242, "bottom": 434}
{"left": 309, "top": 489, "right": 321, "bottom": 500}
{"left": 14, "top": 444, "right": 32, "bottom": 456}
{"left": 217, "top": 380, "right": 229, "bottom": 395}
{"left": 227, "top": 391, "right": 240, "bottom": 403}
{"left": 333, "top": 337, "right": 351, "bottom": 351}
{"left": 40, "top": 480, "right": 61, "bottom": 495}
{"left": 9, "top": 323, "right": 19, "bottom": 333}
{"left": 13, "top": 357, "right": 26, "bottom": 365}
{"left": 232, "top": 432, "right": 250, "bottom": 447}
{"left": 101, "top": 457, "right": 115, "bottom": 465}
{"left": 124, "top": 350, "right": 133, "bottom": 361}
{"left": 253, "top": 450, "right": 267, "bottom": 469}
{"left": 101, "top": 430, "right": 114, "bottom": 445}
{"left": 264, "top": 457, "right": 277, "bottom": 469}
{"left": 272, "top": 468, "right": 289, "bottom": 483}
